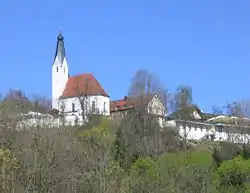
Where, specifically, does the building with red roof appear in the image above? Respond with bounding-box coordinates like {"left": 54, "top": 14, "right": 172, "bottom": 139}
{"left": 110, "top": 94, "right": 166, "bottom": 126}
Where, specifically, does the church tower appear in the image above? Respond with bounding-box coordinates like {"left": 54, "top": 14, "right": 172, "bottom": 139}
{"left": 52, "top": 33, "right": 69, "bottom": 110}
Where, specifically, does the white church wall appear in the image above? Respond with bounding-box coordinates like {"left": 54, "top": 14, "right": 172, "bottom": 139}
{"left": 59, "top": 95, "right": 110, "bottom": 124}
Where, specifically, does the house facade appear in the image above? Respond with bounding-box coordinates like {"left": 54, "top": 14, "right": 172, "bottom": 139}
{"left": 110, "top": 94, "right": 166, "bottom": 126}
{"left": 165, "top": 106, "right": 250, "bottom": 144}
{"left": 52, "top": 33, "right": 110, "bottom": 125}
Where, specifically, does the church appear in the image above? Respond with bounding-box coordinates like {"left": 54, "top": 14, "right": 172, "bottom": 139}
{"left": 52, "top": 33, "right": 110, "bottom": 125}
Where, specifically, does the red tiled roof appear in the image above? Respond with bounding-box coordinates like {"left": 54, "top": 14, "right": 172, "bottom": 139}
{"left": 59, "top": 73, "right": 109, "bottom": 99}
{"left": 110, "top": 95, "right": 154, "bottom": 112}
{"left": 110, "top": 98, "right": 135, "bottom": 111}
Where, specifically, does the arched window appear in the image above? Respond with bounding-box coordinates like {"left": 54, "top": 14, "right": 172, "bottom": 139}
{"left": 56, "top": 67, "right": 58, "bottom": 72}
{"left": 103, "top": 102, "right": 106, "bottom": 112}
{"left": 72, "top": 103, "right": 75, "bottom": 112}
{"left": 92, "top": 101, "right": 96, "bottom": 112}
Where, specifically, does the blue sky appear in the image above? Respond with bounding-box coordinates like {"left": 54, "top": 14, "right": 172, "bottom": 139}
{"left": 0, "top": 1, "right": 250, "bottom": 112}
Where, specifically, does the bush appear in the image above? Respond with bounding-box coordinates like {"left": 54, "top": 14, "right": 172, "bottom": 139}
{"left": 212, "top": 142, "right": 241, "bottom": 167}
{"left": 126, "top": 151, "right": 215, "bottom": 193}
{"left": 216, "top": 156, "right": 250, "bottom": 189}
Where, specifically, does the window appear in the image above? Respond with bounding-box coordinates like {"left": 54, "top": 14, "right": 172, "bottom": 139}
{"left": 92, "top": 101, "right": 96, "bottom": 112}
{"left": 201, "top": 127, "right": 205, "bottom": 132}
{"left": 64, "top": 67, "right": 66, "bottom": 73}
{"left": 149, "top": 106, "right": 152, "bottom": 113}
{"left": 158, "top": 107, "right": 161, "bottom": 114}
{"left": 60, "top": 104, "right": 65, "bottom": 112}
{"left": 216, "top": 127, "right": 223, "bottom": 133}
{"left": 72, "top": 103, "right": 75, "bottom": 112}
{"left": 56, "top": 67, "right": 58, "bottom": 72}
{"left": 103, "top": 102, "right": 106, "bottom": 112}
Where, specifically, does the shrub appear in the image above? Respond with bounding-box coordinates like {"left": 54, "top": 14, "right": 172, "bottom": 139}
{"left": 212, "top": 142, "right": 241, "bottom": 167}
{"left": 216, "top": 155, "right": 250, "bottom": 190}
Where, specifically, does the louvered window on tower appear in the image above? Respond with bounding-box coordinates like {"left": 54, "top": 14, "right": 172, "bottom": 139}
{"left": 56, "top": 67, "right": 58, "bottom": 72}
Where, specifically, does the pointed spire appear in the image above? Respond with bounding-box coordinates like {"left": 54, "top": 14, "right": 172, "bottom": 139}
{"left": 54, "top": 31, "right": 66, "bottom": 64}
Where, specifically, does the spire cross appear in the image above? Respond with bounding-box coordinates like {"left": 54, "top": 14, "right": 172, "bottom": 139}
{"left": 58, "top": 28, "right": 63, "bottom": 34}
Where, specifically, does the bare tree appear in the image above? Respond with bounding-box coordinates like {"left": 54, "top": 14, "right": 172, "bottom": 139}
{"left": 0, "top": 89, "right": 32, "bottom": 147}
{"left": 75, "top": 76, "right": 89, "bottom": 122}
{"left": 173, "top": 85, "right": 192, "bottom": 109}
{"left": 113, "top": 69, "right": 172, "bottom": 169}
{"left": 171, "top": 85, "right": 193, "bottom": 154}
{"left": 2, "top": 89, "right": 31, "bottom": 115}
{"left": 73, "top": 76, "right": 101, "bottom": 125}
{"left": 129, "top": 69, "right": 162, "bottom": 96}
{"left": 59, "top": 100, "right": 67, "bottom": 127}
{"left": 31, "top": 95, "right": 52, "bottom": 113}
{"left": 128, "top": 69, "right": 168, "bottom": 115}
{"left": 224, "top": 101, "right": 250, "bottom": 145}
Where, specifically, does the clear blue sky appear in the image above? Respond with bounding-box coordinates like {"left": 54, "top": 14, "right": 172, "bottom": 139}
{"left": 0, "top": 1, "right": 250, "bottom": 112}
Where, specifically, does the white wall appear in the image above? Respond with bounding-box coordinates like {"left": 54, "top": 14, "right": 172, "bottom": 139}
{"left": 147, "top": 95, "right": 165, "bottom": 127}
{"left": 16, "top": 111, "right": 60, "bottom": 130}
{"left": 178, "top": 124, "right": 210, "bottom": 141}
{"left": 147, "top": 95, "right": 165, "bottom": 116}
{"left": 59, "top": 95, "right": 110, "bottom": 125}
{"left": 165, "top": 120, "right": 250, "bottom": 144}
{"left": 52, "top": 57, "right": 69, "bottom": 110}
{"left": 213, "top": 127, "right": 250, "bottom": 144}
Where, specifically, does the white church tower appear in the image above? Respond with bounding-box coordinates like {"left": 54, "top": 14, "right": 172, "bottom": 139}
{"left": 52, "top": 33, "right": 69, "bottom": 110}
